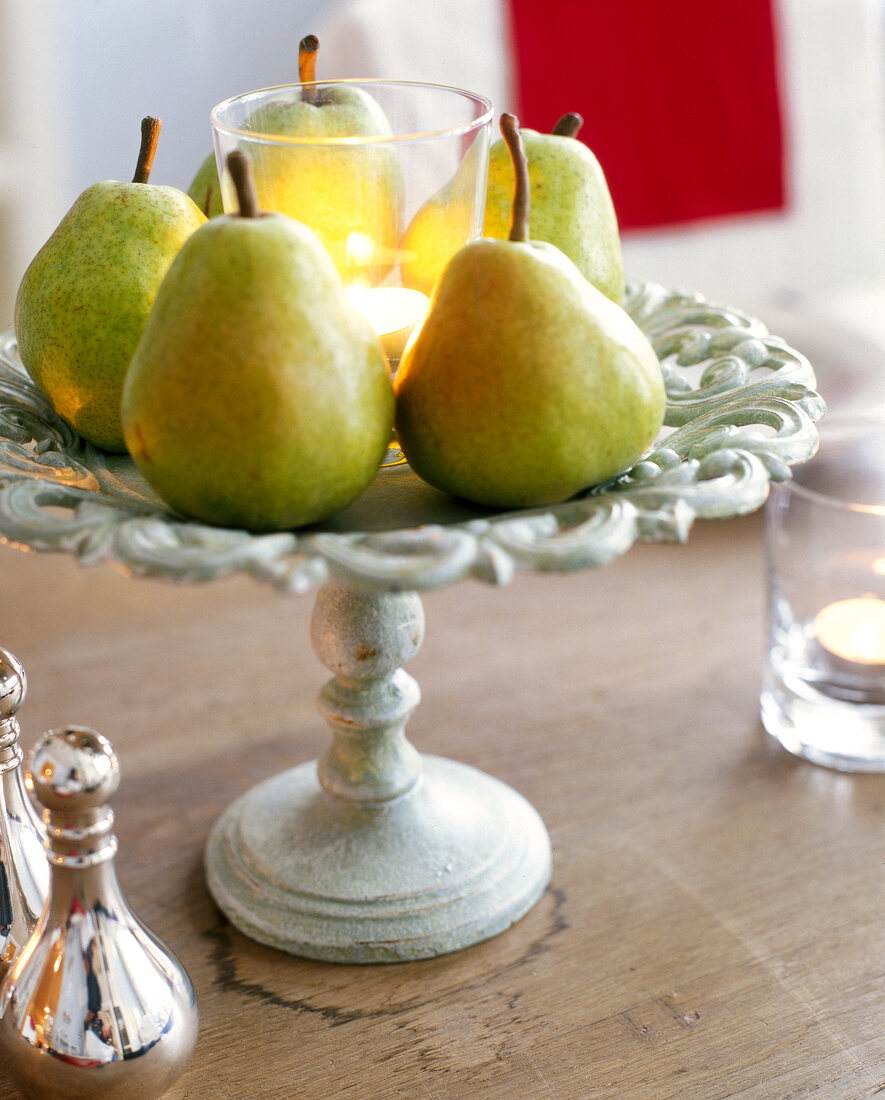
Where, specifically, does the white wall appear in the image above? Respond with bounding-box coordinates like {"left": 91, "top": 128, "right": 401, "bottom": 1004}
{"left": 0, "top": 0, "right": 350, "bottom": 329}
{"left": 2, "top": 0, "right": 884, "bottom": 335}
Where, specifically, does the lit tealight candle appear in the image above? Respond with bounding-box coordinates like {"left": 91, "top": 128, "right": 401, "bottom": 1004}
{"left": 814, "top": 597, "right": 885, "bottom": 666}
{"left": 348, "top": 287, "right": 429, "bottom": 364}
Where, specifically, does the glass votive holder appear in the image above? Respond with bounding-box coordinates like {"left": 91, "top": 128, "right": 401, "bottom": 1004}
{"left": 210, "top": 80, "right": 493, "bottom": 371}
{"left": 761, "top": 418, "right": 885, "bottom": 770}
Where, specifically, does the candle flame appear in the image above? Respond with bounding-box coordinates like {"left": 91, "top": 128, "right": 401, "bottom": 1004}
{"left": 345, "top": 232, "right": 376, "bottom": 269}
{"left": 815, "top": 597, "right": 885, "bottom": 665}
{"left": 347, "top": 286, "right": 429, "bottom": 361}
{"left": 851, "top": 622, "right": 884, "bottom": 661}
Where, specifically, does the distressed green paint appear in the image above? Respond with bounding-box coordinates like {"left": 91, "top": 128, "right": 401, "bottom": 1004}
{"left": 205, "top": 582, "right": 552, "bottom": 962}
{"left": 0, "top": 281, "right": 825, "bottom": 961}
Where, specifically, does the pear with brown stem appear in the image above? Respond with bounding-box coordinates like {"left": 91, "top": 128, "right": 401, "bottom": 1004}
{"left": 483, "top": 111, "right": 624, "bottom": 303}
{"left": 187, "top": 37, "right": 324, "bottom": 218}
{"left": 15, "top": 117, "right": 206, "bottom": 451}
{"left": 395, "top": 113, "right": 664, "bottom": 509}
{"left": 188, "top": 35, "right": 402, "bottom": 285}
{"left": 123, "top": 151, "right": 394, "bottom": 532}
{"left": 242, "top": 35, "right": 403, "bottom": 283}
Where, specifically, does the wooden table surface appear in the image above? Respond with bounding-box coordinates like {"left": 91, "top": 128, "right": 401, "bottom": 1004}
{"left": 0, "top": 507, "right": 882, "bottom": 1099}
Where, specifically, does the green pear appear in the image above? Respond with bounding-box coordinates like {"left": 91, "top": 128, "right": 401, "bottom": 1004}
{"left": 185, "top": 36, "right": 325, "bottom": 221}
{"left": 483, "top": 113, "right": 624, "bottom": 303}
{"left": 395, "top": 114, "right": 664, "bottom": 510}
{"left": 187, "top": 151, "right": 224, "bottom": 218}
{"left": 122, "top": 151, "right": 394, "bottom": 533}
{"left": 399, "top": 135, "right": 488, "bottom": 297}
{"left": 245, "top": 37, "right": 402, "bottom": 283}
{"left": 15, "top": 118, "right": 206, "bottom": 451}
{"left": 192, "top": 36, "right": 403, "bottom": 282}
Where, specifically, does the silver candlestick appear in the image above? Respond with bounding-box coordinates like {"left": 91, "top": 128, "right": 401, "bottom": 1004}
{"left": 0, "top": 726, "right": 199, "bottom": 1099}
{"left": 0, "top": 648, "right": 48, "bottom": 978}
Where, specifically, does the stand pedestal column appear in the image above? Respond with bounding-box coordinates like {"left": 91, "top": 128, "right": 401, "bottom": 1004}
{"left": 205, "top": 581, "right": 551, "bottom": 963}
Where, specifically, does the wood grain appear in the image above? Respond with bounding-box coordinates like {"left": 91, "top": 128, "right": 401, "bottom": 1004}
{"left": 1, "top": 511, "right": 883, "bottom": 1098}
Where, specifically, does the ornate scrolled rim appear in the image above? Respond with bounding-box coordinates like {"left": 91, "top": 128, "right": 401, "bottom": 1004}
{"left": 0, "top": 280, "right": 825, "bottom": 595}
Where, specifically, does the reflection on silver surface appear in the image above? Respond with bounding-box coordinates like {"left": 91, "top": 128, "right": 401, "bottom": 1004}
{"left": 0, "top": 726, "right": 198, "bottom": 1098}
{"left": 0, "top": 648, "right": 48, "bottom": 979}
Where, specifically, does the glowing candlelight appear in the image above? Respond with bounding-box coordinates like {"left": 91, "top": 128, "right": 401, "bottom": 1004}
{"left": 348, "top": 286, "right": 429, "bottom": 364}
{"left": 814, "top": 597, "right": 885, "bottom": 666}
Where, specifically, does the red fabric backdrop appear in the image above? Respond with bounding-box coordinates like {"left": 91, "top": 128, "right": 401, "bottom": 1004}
{"left": 507, "top": 0, "right": 787, "bottom": 231}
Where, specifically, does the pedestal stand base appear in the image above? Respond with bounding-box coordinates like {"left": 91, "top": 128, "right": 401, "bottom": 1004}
{"left": 205, "top": 754, "right": 551, "bottom": 963}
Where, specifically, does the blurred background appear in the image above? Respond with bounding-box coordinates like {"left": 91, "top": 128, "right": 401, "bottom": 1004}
{"left": 2, "top": 0, "right": 884, "bottom": 413}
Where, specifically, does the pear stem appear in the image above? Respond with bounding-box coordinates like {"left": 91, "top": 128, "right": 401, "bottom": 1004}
{"left": 500, "top": 113, "right": 530, "bottom": 243}
{"left": 300, "top": 34, "right": 320, "bottom": 105}
{"left": 133, "top": 117, "right": 161, "bottom": 184}
{"left": 228, "top": 151, "right": 260, "bottom": 218}
{"left": 552, "top": 112, "right": 583, "bottom": 138}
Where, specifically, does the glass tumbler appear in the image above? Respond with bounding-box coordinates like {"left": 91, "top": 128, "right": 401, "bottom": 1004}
{"left": 761, "top": 418, "right": 885, "bottom": 770}
{"left": 210, "top": 80, "right": 492, "bottom": 365}
{"left": 211, "top": 79, "right": 492, "bottom": 466}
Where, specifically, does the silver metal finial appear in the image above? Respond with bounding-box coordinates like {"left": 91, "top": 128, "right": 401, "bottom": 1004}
{"left": 30, "top": 725, "right": 120, "bottom": 812}
{"left": 0, "top": 647, "right": 47, "bottom": 979}
{"left": 0, "top": 649, "right": 26, "bottom": 720}
{"left": 0, "top": 725, "right": 199, "bottom": 1099}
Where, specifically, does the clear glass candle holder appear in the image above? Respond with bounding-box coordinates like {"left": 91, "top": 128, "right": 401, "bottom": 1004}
{"left": 210, "top": 80, "right": 492, "bottom": 368}
{"left": 761, "top": 418, "right": 885, "bottom": 771}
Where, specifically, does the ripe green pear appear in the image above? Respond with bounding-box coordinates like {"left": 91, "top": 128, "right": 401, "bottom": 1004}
{"left": 399, "top": 136, "right": 489, "bottom": 296}
{"left": 14, "top": 118, "right": 206, "bottom": 452}
{"left": 244, "top": 87, "right": 403, "bottom": 283}
{"left": 122, "top": 152, "right": 394, "bottom": 533}
{"left": 395, "top": 241, "right": 663, "bottom": 507}
{"left": 203, "top": 36, "right": 402, "bottom": 282}
{"left": 483, "top": 113, "right": 624, "bottom": 303}
{"left": 395, "top": 115, "right": 664, "bottom": 509}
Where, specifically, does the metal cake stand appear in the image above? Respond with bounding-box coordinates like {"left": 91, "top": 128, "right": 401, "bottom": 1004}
{"left": 0, "top": 281, "right": 825, "bottom": 963}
